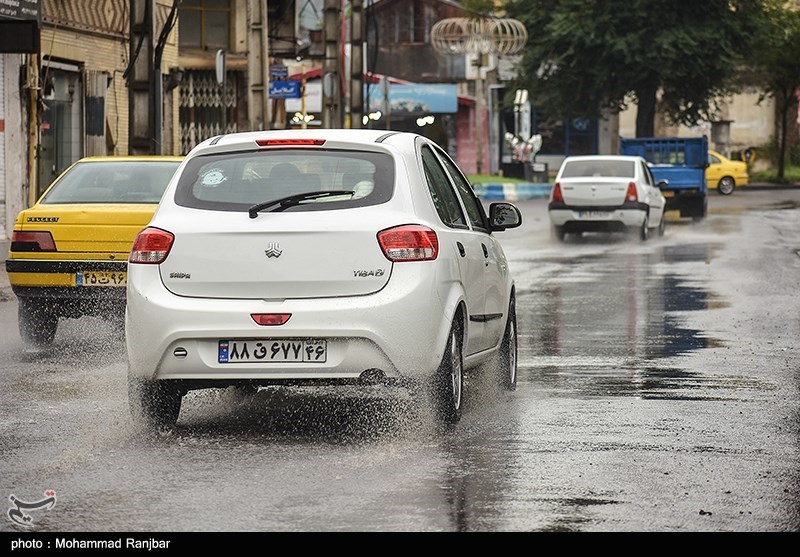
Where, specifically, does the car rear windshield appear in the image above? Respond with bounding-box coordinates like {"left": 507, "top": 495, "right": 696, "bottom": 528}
{"left": 561, "top": 160, "right": 635, "bottom": 179}
{"left": 174, "top": 149, "right": 394, "bottom": 212}
{"left": 41, "top": 161, "right": 181, "bottom": 204}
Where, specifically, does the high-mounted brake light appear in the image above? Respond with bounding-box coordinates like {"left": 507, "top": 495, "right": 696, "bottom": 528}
{"left": 377, "top": 225, "right": 438, "bottom": 262}
{"left": 256, "top": 139, "right": 326, "bottom": 147}
{"left": 551, "top": 182, "right": 564, "bottom": 203}
{"left": 11, "top": 231, "right": 56, "bottom": 252}
{"left": 626, "top": 181, "right": 638, "bottom": 202}
{"left": 129, "top": 227, "right": 174, "bottom": 264}
{"left": 251, "top": 314, "right": 292, "bottom": 326}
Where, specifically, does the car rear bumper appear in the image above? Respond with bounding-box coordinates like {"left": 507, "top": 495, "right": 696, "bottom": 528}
{"left": 548, "top": 203, "right": 647, "bottom": 229}
{"left": 125, "top": 264, "right": 457, "bottom": 383}
{"left": 7, "top": 258, "right": 128, "bottom": 314}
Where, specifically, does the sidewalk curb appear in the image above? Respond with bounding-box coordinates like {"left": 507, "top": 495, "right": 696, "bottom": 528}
{"left": 473, "top": 181, "right": 800, "bottom": 200}
{"left": 473, "top": 182, "right": 552, "bottom": 200}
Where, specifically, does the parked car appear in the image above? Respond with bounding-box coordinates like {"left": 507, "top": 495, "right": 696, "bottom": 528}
{"left": 6, "top": 156, "right": 183, "bottom": 345}
{"left": 707, "top": 149, "right": 749, "bottom": 195}
{"left": 125, "top": 129, "right": 522, "bottom": 428}
{"left": 548, "top": 155, "right": 667, "bottom": 241}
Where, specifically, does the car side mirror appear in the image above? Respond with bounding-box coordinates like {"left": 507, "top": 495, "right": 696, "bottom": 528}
{"left": 488, "top": 202, "right": 522, "bottom": 231}
{"left": 657, "top": 179, "right": 669, "bottom": 189}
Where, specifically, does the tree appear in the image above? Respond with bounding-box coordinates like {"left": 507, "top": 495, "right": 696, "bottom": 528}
{"left": 505, "top": 0, "right": 764, "bottom": 137}
{"left": 747, "top": 1, "right": 800, "bottom": 178}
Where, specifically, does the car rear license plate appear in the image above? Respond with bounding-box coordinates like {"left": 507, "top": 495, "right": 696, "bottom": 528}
{"left": 76, "top": 271, "right": 127, "bottom": 287}
{"left": 662, "top": 190, "right": 675, "bottom": 198}
{"left": 577, "top": 211, "right": 613, "bottom": 219}
{"left": 218, "top": 339, "right": 327, "bottom": 363}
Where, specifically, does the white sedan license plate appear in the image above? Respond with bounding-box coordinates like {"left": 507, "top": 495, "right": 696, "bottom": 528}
{"left": 76, "top": 270, "right": 127, "bottom": 287}
{"left": 576, "top": 210, "right": 613, "bottom": 219}
{"left": 218, "top": 339, "right": 327, "bottom": 364}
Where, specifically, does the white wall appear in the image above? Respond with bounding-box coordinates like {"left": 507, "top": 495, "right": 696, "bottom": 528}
{"left": 619, "top": 90, "right": 775, "bottom": 154}
{"left": 2, "top": 54, "right": 28, "bottom": 242}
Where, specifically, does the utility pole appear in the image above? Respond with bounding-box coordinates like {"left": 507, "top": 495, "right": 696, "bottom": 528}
{"left": 128, "top": 0, "right": 155, "bottom": 154}
{"left": 350, "top": 0, "right": 364, "bottom": 129}
{"left": 247, "top": 0, "right": 271, "bottom": 131}
{"left": 321, "top": 0, "right": 341, "bottom": 129}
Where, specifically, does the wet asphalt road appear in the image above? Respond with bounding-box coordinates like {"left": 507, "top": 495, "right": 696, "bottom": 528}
{"left": 0, "top": 189, "right": 799, "bottom": 532}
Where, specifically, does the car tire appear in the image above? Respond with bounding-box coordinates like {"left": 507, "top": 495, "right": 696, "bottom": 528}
{"left": 433, "top": 317, "right": 464, "bottom": 425}
{"left": 497, "top": 298, "right": 517, "bottom": 391}
{"left": 717, "top": 177, "right": 735, "bottom": 195}
{"left": 658, "top": 213, "right": 666, "bottom": 237}
{"left": 639, "top": 213, "right": 649, "bottom": 242}
{"left": 18, "top": 299, "right": 58, "bottom": 346}
{"left": 552, "top": 225, "right": 566, "bottom": 242}
{"left": 128, "top": 374, "right": 183, "bottom": 428}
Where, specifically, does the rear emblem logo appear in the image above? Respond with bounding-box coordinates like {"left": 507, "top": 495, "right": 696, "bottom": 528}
{"left": 265, "top": 243, "right": 283, "bottom": 258}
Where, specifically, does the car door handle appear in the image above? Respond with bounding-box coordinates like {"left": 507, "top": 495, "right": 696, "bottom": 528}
{"left": 456, "top": 242, "right": 466, "bottom": 257}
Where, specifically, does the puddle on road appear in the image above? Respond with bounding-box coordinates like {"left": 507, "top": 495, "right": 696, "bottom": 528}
{"left": 516, "top": 243, "right": 744, "bottom": 400}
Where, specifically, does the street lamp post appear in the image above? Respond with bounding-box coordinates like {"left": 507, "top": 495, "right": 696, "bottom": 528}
{"left": 431, "top": 17, "right": 527, "bottom": 175}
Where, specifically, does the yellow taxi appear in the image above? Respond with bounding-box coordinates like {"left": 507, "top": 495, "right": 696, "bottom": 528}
{"left": 6, "top": 156, "right": 183, "bottom": 345}
{"left": 707, "top": 149, "right": 749, "bottom": 195}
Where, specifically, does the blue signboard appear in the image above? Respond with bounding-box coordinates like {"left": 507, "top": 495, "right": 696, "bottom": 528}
{"left": 367, "top": 83, "right": 458, "bottom": 114}
{"left": 270, "top": 65, "right": 288, "bottom": 78}
{"left": 269, "top": 80, "right": 301, "bottom": 99}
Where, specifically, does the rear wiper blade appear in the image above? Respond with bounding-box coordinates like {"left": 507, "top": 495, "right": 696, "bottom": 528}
{"left": 248, "top": 190, "right": 355, "bottom": 218}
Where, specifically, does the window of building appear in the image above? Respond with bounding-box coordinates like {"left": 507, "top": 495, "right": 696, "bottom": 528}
{"left": 179, "top": 0, "right": 232, "bottom": 51}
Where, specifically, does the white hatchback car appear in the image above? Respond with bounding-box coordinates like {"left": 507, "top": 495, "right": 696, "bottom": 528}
{"left": 126, "top": 129, "right": 522, "bottom": 427}
{"left": 548, "top": 155, "right": 667, "bottom": 241}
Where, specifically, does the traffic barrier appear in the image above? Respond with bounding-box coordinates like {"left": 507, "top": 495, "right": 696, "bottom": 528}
{"left": 472, "top": 182, "right": 552, "bottom": 200}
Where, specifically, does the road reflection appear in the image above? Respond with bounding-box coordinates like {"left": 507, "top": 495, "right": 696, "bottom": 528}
{"left": 517, "top": 242, "right": 733, "bottom": 399}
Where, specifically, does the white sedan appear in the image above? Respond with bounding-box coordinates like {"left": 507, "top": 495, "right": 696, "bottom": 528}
{"left": 548, "top": 155, "right": 667, "bottom": 241}
{"left": 126, "top": 129, "right": 522, "bottom": 428}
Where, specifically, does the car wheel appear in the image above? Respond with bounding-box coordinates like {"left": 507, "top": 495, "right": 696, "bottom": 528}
{"left": 552, "top": 225, "right": 566, "bottom": 242}
{"left": 639, "top": 213, "right": 649, "bottom": 242}
{"left": 497, "top": 298, "right": 517, "bottom": 391}
{"left": 128, "top": 374, "right": 183, "bottom": 428}
{"left": 718, "top": 177, "right": 735, "bottom": 195}
{"left": 18, "top": 299, "right": 58, "bottom": 346}
{"left": 433, "top": 318, "right": 464, "bottom": 425}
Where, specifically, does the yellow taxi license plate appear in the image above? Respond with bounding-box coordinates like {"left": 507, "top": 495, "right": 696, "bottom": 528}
{"left": 76, "top": 271, "right": 127, "bottom": 287}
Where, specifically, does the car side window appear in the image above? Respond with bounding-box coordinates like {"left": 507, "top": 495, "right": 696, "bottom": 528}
{"left": 421, "top": 145, "right": 468, "bottom": 229}
{"left": 434, "top": 147, "right": 489, "bottom": 232}
{"left": 640, "top": 161, "right": 654, "bottom": 187}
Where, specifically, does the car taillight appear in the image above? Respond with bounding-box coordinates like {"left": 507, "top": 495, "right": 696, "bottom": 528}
{"left": 256, "top": 139, "right": 326, "bottom": 147}
{"left": 377, "top": 225, "right": 438, "bottom": 262}
{"left": 251, "top": 314, "right": 292, "bottom": 326}
{"left": 551, "top": 182, "right": 564, "bottom": 203}
{"left": 129, "top": 227, "right": 174, "bottom": 264}
{"left": 10, "top": 231, "right": 56, "bottom": 252}
{"left": 626, "top": 182, "right": 638, "bottom": 202}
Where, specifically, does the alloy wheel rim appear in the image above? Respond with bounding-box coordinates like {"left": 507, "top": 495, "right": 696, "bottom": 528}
{"left": 450, "top": 331, "right": 462, "bottom": 410}
{"left": 720, "top": 178, "right": 734, "bottom": 194}
{"left": 509, "top": 319, "right": 517, "bottom": 384}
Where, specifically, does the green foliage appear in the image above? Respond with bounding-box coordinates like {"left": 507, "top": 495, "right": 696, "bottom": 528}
{"left": 750, "top": 165, "right": 800, "bottom": 184}
{"left": 505, "top": 0, "right": 764, "bottom": 134}
{"left": 468, "top": 174, "right": 527, "bottom": 184}
{"left": 752, "top": 137, "right": 800, "bottom": 167}
{"left": 460, "top": 0, "right": 497, "bottom": 15}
